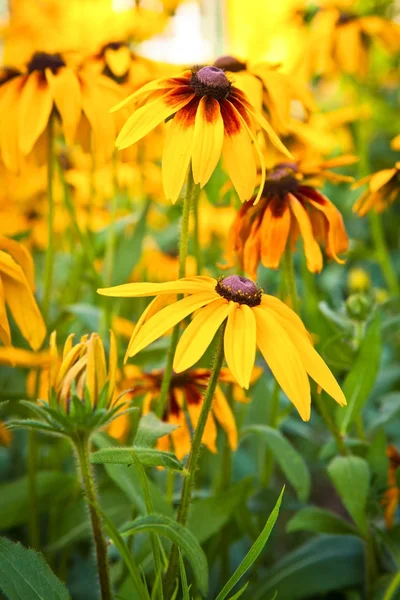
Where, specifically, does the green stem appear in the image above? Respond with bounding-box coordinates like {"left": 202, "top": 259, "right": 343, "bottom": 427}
{"left": 365, "top": 531, "right": 378, "bottom": 598}
{"left": 164, "top": 324, "right": 226, "bottom": 596}
{"left": 313, "top": 392, "right": 348, "bottom": 456}
{"left": 383, "top": 571, "right": 400, "bottom": 600}
{"left": 369, "top": 211, "right": 400, "bottom": 298}
{"left": 42, "top": 114, "right": 55, "bottom": 321}
{"left": 74, "top": 434, "right": 112, "bottom": 600}
{"left": 156, "top": 173, "right": 195, "bottom": 419}
{"left": 281, "top": 245, "right": 300, "bottom": 313}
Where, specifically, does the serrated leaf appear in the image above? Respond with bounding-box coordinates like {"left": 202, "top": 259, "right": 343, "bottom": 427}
{"left": 286, "top": 507, "right": 358, "bottom": 536}
{"left": 135, "top": 412, "right": 178, "bottom": 448}
{"left": 0, "top": 537, "right": 70, "bottom": 599}
{"left": 91, "top": 446, "right": 185, "bottom": 472}
{"left": 215, "top": 487, "right": 284, "bottom": 600}
{"left": 328, "top": 456, "right": 370, "bottom": 534}
{"left": 241, "top": 425, "right": 310, "bottom": 501}
{"left": 337, "top": 314, "right": 381, "bottom": 434}
{"left": 121, "top": 514, "right": 208, "bottom": 597}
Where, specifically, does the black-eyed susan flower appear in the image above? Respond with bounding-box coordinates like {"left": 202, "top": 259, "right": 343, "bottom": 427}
{"left": 109, "top": 366, "right": 260, "bottom": 457}
{"left": 0, "top": 52, "right": 123, "bottom": 171}
{"left": 98, "top": 275, "right": 346, "bottom": 421}
{"left": 353, "top": 162, "right": 400, "bottom": 216}
{"left": 225, "top": 158, "right": 351, "bottom": 277}
{"left": 382, "top": 445, "right": 400, "bottom": 529}
{"left": 112, "top": 66, "right": 290, "bottom": 203}
{"left": 0, "top": 235, "right": 46, "bottom": 350}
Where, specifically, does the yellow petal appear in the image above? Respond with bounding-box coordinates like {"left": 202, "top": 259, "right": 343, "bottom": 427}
{"left": 105, "top": 46, "right": 131, "bottom": 78}
{"left": 173, "top": 298, "right": 229, "bottom": 372}
{"left": 288, "top": 193, "right": 323, "bottom": 273}
{"left": 98, "top": 276, "right": 217, "bottom": 298}
{"left": 0, "top": 278, "right": 11, "bottom": 346}
{"left": 18, "top": 71, "right": 53, "bottom": 155}
{"left": 254, "top": 110, "right": 292, "bottom": 158}
{"left": 213, "top": 385, "right": 238, "bottom": 449}
{"left": 46, "top": 67, "right": 81, "bottom": 145}
{"left": 127, "top": 292, "right": 218, "bottom": 358}
{"left": 224, "top": 303, "right": 256, "bottom": 389}
{"left": 162, "top": 101, "right": 196, "bottom": 203}
{"left": 369, "top": 168, "right": 397, "bottom": 193}
{"left": 0, "top": 236, "right": 35, "bottom": 289}
{"left": 108, "top": 330, "right": 118, "bottom": 402}
{"left": 253, "top": 306, "right": 311, "bottom": 420}
{"left": 191, "top": 96, "right": 224, "bottom": 188}
{"left": 116, "top": 90, "right": 194, "bottom": 150}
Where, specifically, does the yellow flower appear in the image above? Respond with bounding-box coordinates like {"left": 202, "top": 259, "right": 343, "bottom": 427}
{"left": 109, "top": 366, "right": 260, "bottom": 457}
{"left": 353, "top": 162, "right": 400, "bottom": 216}
{"left": 98, "top": 275, "right": 346, "bottom": 421}
{"left": 112, "top": 66, "right": 290, "bottom": 204}
{"left": 49, "top": 331, "right": 117, "bottom": 409}
{"left": 347, "top": 268, "right": 371, "bottom": 293}
{"left": 225, "top": 158, "right": 351, "bottom": 277}
{"left": 0, "top": 53, "right": 123, "bottom": 171}
{"left": 0, "top": 236, "right": 46, "bottom": 350}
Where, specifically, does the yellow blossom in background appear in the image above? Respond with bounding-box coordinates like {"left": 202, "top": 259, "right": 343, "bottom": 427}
{"left": 98, "top": 275, "right": 346, "bottom": 420}
{"left": 0, "top": 236, "right": 46, "bottom": 350}
{"left": 347, "top": 268, "right": 371, "bottom": 293}
{"left": 353, "top": 162, "right": 400, "bottom": 216}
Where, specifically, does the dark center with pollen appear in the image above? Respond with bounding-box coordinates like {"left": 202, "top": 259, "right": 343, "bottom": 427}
{"left": 214, "top": 55, "right": 247, "bottom": 73}
{"left": 216, "top": 275, "right": 262, "bottom": 307}
{"left": 27, "top": 52, "right": 66, "bottom": 75}
{"left": 337, "top": 11, "right": 357, "bottom": 25}
{"left": 189, "top": 66, "right": 231, "bottom": 101}
{"left": 263, "top": 162, "right": 300, "bottom": 197}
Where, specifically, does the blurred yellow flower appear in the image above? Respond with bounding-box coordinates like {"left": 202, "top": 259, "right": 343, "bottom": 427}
{"left": 98, "top": 275, "right": 346, "bottom": 421}
{"left": 0, "top": 236, "right": 46, "bottom": 350}
{"left": 347, "top": 268, "right": 371, "bottom": 293}
{"left": 353, "top": 162, "right": 400, "bottom": 216}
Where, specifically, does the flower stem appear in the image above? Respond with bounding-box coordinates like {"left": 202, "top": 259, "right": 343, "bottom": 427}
{"left": 164, "top": 324, "right": 226, "bottom": 596}
{"left": 369, "top": 210, "right": 400, "bottom": 298}
{"left": 156, "top": 173, "right": 195, "bottom": 419}
{"left": 281, "top": 245, "right": 300, "bottom": 313}
{"left": 74, "top": 434, "right": 111, "bottom": 600}
{"left": 42, "top": 114, "right": 55, "bottom": 321}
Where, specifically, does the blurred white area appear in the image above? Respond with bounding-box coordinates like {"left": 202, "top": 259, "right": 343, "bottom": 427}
{"left": 138, "top": 1, "right": 215, "bottom": 64}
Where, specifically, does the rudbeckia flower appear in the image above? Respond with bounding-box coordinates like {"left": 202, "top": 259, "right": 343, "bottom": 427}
{"left": 225, "top": 158, "right": 351, "bottom": 277}
{"left": 0, "top": 52, "right": 123, "bottom": 171}
{"left": 353, "top": 162, "right": 400, "bottom": 216}
{"left": 112, "top": 66, "right": 290, "bottom": 203}
{"left": 382, "top": 445, "right": 400, "bottom": 529}
{"left": 98, "top": 274, "right": 346, "bottom": 420}
{"left": 109, "top": 366, "right": 260, "bottom": 457}
{"left": 0, "top": 236, "right": 46, "bottom": 350}
{"left": 213, "top": 55, "right": 316, "bottom": 135}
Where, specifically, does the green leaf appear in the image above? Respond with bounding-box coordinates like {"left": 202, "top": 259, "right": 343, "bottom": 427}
{"left": 242, "top": 425, "right": 310, "bottom": 501}
{"left": 91, "top": 446, "right": 185, "bottom": 472}
{"left": 0, "top": 537, "right": 70, "bottom": 600}
{"left": 179, "top": 550, "right": 191, "bottom": 600}
{"left": 286, "top": 506, "right": 358, "bottom": 536}
{"left": 336, "top": 314, "right": 381, "bottom": 434}
{"left": 135, "top": 412, "right": 178, "bottom": 448}
{"left": 328, "top": 456, "right": 370, "bottom": 534}
{"left": 0, "top": 472, "right": 77, "bottom": 530}
{"left": 215, "top": 487, "right": 284, "bottom": 600}
{"left": 227, "top": 582, "right": 249, "bottom": 600}
{"left": 187, "top": 478, "right": 254, "bottom": 544}
{"left": 121, "top": 514, "right": 208, "bottom": 597}
{"left": 251, "top": 535, "right": 364, "bottom": 600}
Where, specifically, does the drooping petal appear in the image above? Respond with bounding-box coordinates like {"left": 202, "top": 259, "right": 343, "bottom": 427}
{"left": 0, "top": 76, "right": 26, "bottom": 172}
{"left": 174, "top": 298, "right": 229, "bottom": 372}
{"left": 212, "top": 385, "right": 238, "bottom": 449}
{"left": 127, "top": 292, "right": 218, "bottom": 358}
{"left": 0, "top": 236, "right": 35, "bottom": 289}
{"left": 253, "top": 110, "right": 293, "bottom": 158}
{"left": 191, "top": 96, "right": 224, "bottom": 187}
{"left": 0, "top": 278, "right": 11, "bottom": 346}
{"left": 224, "top": 303, "right": 257, "bottom": 389}
{"left": 253, "top": 306, "right": 311, "bottom": 420}
{"left": 18, "top": 71, "right": 53, "bottom": 155}
{"left": 368, "top": 168, "right": 397, "bottom": 193}
{"left": 116, "top": 88, "right": 194, "bottom": 150}
{"left": 260, "top": 197, "right": 291, "bottom": 269}
{"left": 162, "top": 98, "right": 197, "bottom": 203}
{"left": 221, "top": 100, "right": 257, "bottom": 202}
{"left": 187, "top": 401, "right": 218, "bottom": 453}
{"left": 288, "top": 193, "right": 323, "bottom": 272}
{"left": 98, "top": 276, "right": 217, "bottom": 298}
{"left": 46, "top": 67, "right": 82, "bottom": 145}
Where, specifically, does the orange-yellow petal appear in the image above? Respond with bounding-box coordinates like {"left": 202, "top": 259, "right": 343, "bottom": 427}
{"left": 18, "top": 71, "right": 53, "bottom": 155}
{"left": 224, "top": 303, "right": 257, "bottom": 389}
{"left": 288, "top": 193, "right": 323, "bottom": 273}
{"left": 46, "top": 67, "right": 81, "bottom": 145}
{"left": 191, "top": 96, "right": 224, "bottom": 188}
{"left": 98, "top": 276, "right": 217, "bottom": 298}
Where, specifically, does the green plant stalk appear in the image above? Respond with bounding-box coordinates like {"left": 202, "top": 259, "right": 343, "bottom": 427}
{"left": 74, "top": 434, "right": 112, "bottom": 600}
{"left": 42, "top": 114, "right": 55, "bottom": 321}
{"left": 383, "top": 570, "right": 400, "bottom": 600}
{"left": 281, "top": 245, "right": 300, "bottom": 313}
{"left": 365, "top": 530, "right": 378, "bottom": 598}
{"left": 156, "top": 173, "right": 195, "bottom": 419}
{"left": 369, "top": 210, "right": 400, "bottom": 297}
{"left": 164, "top": 324, "right": 226, "bottom": 596}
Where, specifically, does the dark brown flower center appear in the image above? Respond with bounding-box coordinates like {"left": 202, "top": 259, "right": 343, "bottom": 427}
{"left": 102, "top": 41, "right": 127, "bottom": 53}
{"left": 214, "top": 55, "right": 247, "bottom": 73}
{"left": 263, "top": 162, "right": 300, "bottom": 197}
{"left": 190, "top": 66, "right": 231, "bottom": 101}
{"left": 27, "top": 52, "right": 66, "bottom": 74}
{"left": 216, "top": 275, "right": 262, "bottom": 306}
{"left": 337, "top": 11, "right": 357, "bottom": 25}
